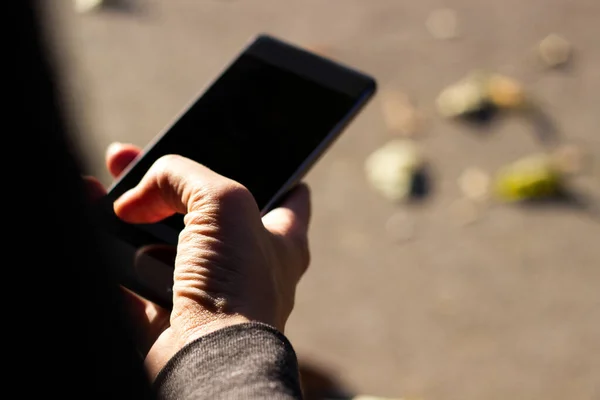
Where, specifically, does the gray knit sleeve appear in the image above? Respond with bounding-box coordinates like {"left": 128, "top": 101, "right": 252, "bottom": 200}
{"left": 154, "top": 322, "right": 303, "bottom": 399}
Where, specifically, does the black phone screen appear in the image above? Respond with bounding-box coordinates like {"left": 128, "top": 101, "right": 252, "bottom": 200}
{"left": 109, "top": 53, "right": 356, "bottom": 227}
{"left": 99, "top": 41, "right": 373, "bottom": 307}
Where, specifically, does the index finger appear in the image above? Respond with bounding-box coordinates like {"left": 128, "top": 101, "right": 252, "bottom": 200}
{"left": 113, "top": 154, "right": 252, "bottom": 224}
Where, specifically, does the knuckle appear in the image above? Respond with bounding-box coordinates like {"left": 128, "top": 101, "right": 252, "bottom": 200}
{"left": 152, "top": 154, "right": 183, "bottom": 172}
{"left": 185, "top": 179, "right": 257, "bottom": 217}
{"left": 207, "top": 181, "right": 256, "bottom": 210}
{"left": 150, "top": 154, "right": 185, "bottom": 187}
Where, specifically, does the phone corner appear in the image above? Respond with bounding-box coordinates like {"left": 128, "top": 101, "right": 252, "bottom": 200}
{"left": 367, "top": 76, "right": 378, "bottom": 95}
{"left": 253, "top": 33, "right": 276, "bottom": 45}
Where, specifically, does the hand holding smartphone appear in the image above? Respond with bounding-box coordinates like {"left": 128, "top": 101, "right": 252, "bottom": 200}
{"left": 97, "top": 34, "right": 376, "bottom": 308}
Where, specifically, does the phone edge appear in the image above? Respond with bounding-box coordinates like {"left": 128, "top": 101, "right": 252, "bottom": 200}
{"left": 260, "top": 83, "right": 376, "bottom": 215}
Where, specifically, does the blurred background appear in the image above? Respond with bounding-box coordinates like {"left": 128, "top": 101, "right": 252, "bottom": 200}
{"left": 43, "top": 1, "right": 599, "bottom": 399}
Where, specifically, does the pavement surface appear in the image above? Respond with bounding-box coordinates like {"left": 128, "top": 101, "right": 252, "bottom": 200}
{"left": 46, "top": 1, "right": 599, "bottom": 398}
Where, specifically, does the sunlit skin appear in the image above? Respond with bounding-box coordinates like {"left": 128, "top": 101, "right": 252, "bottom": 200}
{"left": 86, "top": 143, "right": 311, "bottom": 380}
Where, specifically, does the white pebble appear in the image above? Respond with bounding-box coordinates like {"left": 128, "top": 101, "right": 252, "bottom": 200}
{"left": 539, "top": 34, "right": 572, "bottom": 68}
{"left": 436, "top": 75, "right": 487, "bottom": 118}
{"left": 365, "top": 140, "right": 423, "bottom": 202}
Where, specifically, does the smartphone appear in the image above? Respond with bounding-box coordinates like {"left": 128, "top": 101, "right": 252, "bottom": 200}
{"left": 97, "top": 34, "right": 376, "bottom": 308}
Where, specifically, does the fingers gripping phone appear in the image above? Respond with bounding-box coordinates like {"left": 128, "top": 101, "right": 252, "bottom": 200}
{"left": 97, "top": 34, "right": 376, "bottom": 308}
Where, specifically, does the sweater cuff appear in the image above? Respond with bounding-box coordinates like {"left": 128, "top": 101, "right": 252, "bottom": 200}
{"left": 154, "top": 322, "right": 302, "bottom": 400}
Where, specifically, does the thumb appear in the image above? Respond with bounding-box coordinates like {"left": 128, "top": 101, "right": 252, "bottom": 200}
{"left": 113, "top": 155, "right": 234, "bottom": 223}
{"left": 262, "top": 183, "right": 311, "bottom": 240}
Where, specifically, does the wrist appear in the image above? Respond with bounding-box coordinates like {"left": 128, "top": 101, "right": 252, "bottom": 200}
{"left": 145, "top": 314, "right": 252, "bottom": 381}
{"left": 178, "top": 314, "right": 252, "bottom": 345}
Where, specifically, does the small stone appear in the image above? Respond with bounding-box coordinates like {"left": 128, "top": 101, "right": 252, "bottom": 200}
{"left": 449, "top": 198, "right": 480, "bottom": 226}
{"left": 74, "top": 0, "right": 103, "bottom": 13}
{"left": 539, "top": 34, "right": 572, "bottom": 68}
{"left": 436, "top": 72, "right": 488, "bottom": 118}
{"left": 438, "top": 72, "right": 530, "bottom": 118}
{"left": 426, "top": 8, "right": 459, "bottom": 40}
{"left": 385, "top": 211, "right": 416, "bottom": 243}
{"left": 458, "top": 167, "right": 491, "bottom": 201}
{"left": 494, "top": 154, "right": 561, "bottom": 201}
{"left": 380, "top": 91, "right": 422, "bottom": 137}
{"left": 365, "top": 140, "right": 424, "bottom": 202}
{"left": 486, "top": 74, "right": 527, "bottom": 110}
